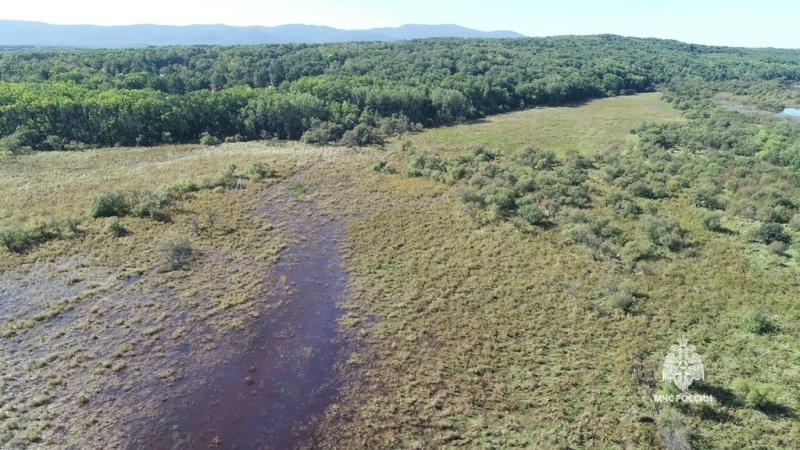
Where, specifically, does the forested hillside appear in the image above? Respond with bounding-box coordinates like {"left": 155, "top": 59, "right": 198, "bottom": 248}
{"left": 1, "top": 35, "right": 799, "bottom": 151}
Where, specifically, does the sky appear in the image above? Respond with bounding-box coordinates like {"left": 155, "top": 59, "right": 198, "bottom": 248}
{"left": 3, "top": 0, "right": 799, "bottom": 48}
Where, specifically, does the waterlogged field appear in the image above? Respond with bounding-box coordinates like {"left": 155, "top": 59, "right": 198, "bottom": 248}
{"left": 0, "top": 143, "right": 369, "bottom": 448}
{"left": 2, "top": 94, "right": 799, "bottom": 449}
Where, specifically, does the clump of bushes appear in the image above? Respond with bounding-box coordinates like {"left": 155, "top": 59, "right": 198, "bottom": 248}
{"left": 340, "top": 123, "right": 385, "bottom": 147}
{"left": 246, "top": 162, "right": 276, "bottom": 180}
{"left": 603, "top": 191, "right": 642, "bottom": 218}
{"left": 160, "top": 238, "right": 193, "bottom": 270}
{"left": 90, "top": 191, "right": 129, "bottom": 218}
{"left": 0, "top": 218, "right": 78, "bottom": 254}
{"left": 0, "top": 125, "right": 41, "bottom": 155}
{"left": 372, "top": 161, "right": 397, "bottom": 174}
{"left": 731, "top": 378, "right": 775, "bottom": 409}
{"left": 104, "top": 217, "right": 127, "bottom": 237}
{"left": 301, "top": 120, "right": 336, "bottom": 145}
{"left": 657, "top": 408, "right": 691, "bottom": 450}
{"left": 639, "top": 215, "right": 690, "bottom": 252}
{"left": 699, "top": 210, "right": 724, "bottom": 232}
{"left": 751, "top": 222, "right": 790, "bottom": 244}
{"left": 740, "top": 309, "right": 775, "bottom": 334}
{"left": 199, "top": 132, "right": 222, "bottom": 146}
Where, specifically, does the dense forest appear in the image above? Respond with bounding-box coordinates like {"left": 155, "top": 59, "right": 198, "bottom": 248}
{"left": 1, "top": 35, "right": 799, "bottom": 151}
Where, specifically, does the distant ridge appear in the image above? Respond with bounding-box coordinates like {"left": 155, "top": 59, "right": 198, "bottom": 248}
{"left": 0, "top": 21, "right": 525, "bottom": 48}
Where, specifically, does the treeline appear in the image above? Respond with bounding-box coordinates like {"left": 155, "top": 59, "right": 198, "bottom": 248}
{"left": 1, "top": 36, "right": 799, "bottom": 150}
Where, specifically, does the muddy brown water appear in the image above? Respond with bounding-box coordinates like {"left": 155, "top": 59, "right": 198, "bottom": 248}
{"left": 131, "top": 201, "right": 351, "bottom": 449}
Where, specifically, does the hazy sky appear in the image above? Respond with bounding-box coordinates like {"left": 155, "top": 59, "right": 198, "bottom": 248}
{"left": 3, "top": 0, "right": 798, "bottom": 48}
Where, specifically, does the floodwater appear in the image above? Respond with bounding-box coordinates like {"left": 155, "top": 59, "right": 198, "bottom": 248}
{"left": 132, "top": 200, "right": 350, "bottom": 449}
{"left": 781, "top": 108, "right": 800, "bottom": 117}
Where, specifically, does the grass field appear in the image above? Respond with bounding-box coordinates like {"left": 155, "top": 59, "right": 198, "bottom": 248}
{"left": 408, "top": 93, "right": 686, "bottom": 155}
{"left": 2, "top": 93, "right": 798, "bottom": 449}
{"left": 311, "top": 93, "right": 800, "bottom": 448}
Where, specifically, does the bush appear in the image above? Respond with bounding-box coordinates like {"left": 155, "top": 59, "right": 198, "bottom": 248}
{"left": 246, "top": 162, "right": 276, "bottom": 180}
{"left": 620, "top": 240, "right": 658, "bottom": 265}
{"left": 731, "top": 378, "right": 773, "bottom": 409}
{"left": 212, "top": 164, "right": 238, "bottom": 188}
{"left": 0, "top": 125, "right": 41, "bottom": 154}
{"left": 752, "top": 222, "right": 790, "bottom": 244}
{"left": 517, "top": 202, "right": 548, "bottom": 226}
{"left": 657, "top": 408, "right": 691, "bottom": 450}
{"left": 700, "top": 210, "right": 723, "bottom": 232}
{"left": 301, "top": 120, "right": 335, "bottom": 145}
{"left": 788, "top": 214, "right": 800, "bottom": 232}
{"left": 639, "top": 215, "right": 690, "bottom": 251}
{"left": 0, "top": 219, "right": 69, "bottom": 253}
{"left": 160, "top": 238, "right": 193, "bottom": 269}
{"left": 372, "top": 161, "right": 397, "bottom": 174}
{"left": 340, "top": 123, "right": 385, "bottom": 147}
{"left": 130, "top": 190, "right": 164, "bottom": 218}
{"left": 0, "top": 228, "right": 35, "bottom": 253}
{"left": 199, "top": 132, "right": 222, "bottom": 146}
{"left": 603, "top": 191, "right": 641, "bottom": 218}
{"left": 741, "top": 309, "right": 774, "bottom": 334}
{"left": 628, "top": 180, "right": 654, "bottom": 198}
{"left": 66, "top": 217, "right": 81, "bottom": 234}
{"left": 39, "top": 135, "right": 69, "bottom": 151}
{"left": 90, "top": 191, "right": 129, "bottom": 218}
{"left": 104, "top": 217, "right": 127, "bottom": 237}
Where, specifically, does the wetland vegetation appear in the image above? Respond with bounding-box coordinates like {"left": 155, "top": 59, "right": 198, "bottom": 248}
{"left": 1, "top": 36, "right": 800, "bottom": 449}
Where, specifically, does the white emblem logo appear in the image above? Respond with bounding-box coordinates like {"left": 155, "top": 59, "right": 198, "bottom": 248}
{"left": 662, "top": 337, "right": 704, "bottom": 391}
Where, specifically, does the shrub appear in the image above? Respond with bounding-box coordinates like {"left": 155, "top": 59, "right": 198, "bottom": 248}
{"left": 731, "top": 378, "right": 773, "bottom": 409}
{"left": 0, "top": 228, "right": 35, "bottom": 253}
{"left": 628, "top": 180, "right": 654, "bottom": 198}
{"left": 40, "top": 135, "right": 69, "bottom": 151}
{"left": 104, "top": 217, "right": 127, "bottom": 237}
{"left": 301, "top": 121, "right": 335, "bottom": 145}
{"left": 657, "top": 408, "right": 691, "bottom": 450}
{"left": 752, "top": 222, "right": 790, "bottom": 244}
{"left": 130, "top": 190, "right": 164, "bottom": 218}
{"left": 287, "top": 183, "right": 307, "bottom": 198}
{"left": 741, "top": 309, "right": 774, "bottom": 334}
{"left": 768, "top": 241, "right": 787, "bottom": 255}
{"left": 90, "top": 191, "right": 129, "bottom": 218}
{"left": 340, "top": 123, "right": 385, "bottom": 147}
{"left": 199, "top": 132, "right": 222, "bottom": 146}
{"left": 159, "top": 238, "right": 193, "bottom": 269}
{"left": 0, "top": 125, "right": 41, "bottom": 154}
{"left": 700, "top": 210, "right": 723, "bottom": 232}
{"left": 603, "top": 191, "right": 641, "bottom": 218}
{"left": 517, "top": 202, "right": 548, "bottom": 226}
{"left": 639, "top": 215, "right": 690, "bottom": 251}
{"left": 620, "top": 240, "right": 658, "bottom": 265}
{"left": 693, "top": 189, "right": 724, "bottom": 210}
{"left": 212, "top": 164, "right": 238, "bottom": 188}
{"left": 246, "top": 162, "right": 276, "bottom": 180}
{"left": 66, "top": 217, "right": 81, "bottom": 234}
{"left": 372, "top": 161, "right": 397, "bottom": 174}
{"left": 163, "top": 180, "right": 199, "bottom": 201}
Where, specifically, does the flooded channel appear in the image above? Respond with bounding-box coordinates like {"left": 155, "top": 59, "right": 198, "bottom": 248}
{"left": 133, "top": 195, "right": 350, "bottom": 449}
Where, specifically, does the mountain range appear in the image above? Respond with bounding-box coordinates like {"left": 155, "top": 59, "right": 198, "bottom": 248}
{"left": 0, "top": 21, "right": 525, "bottom": 48}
